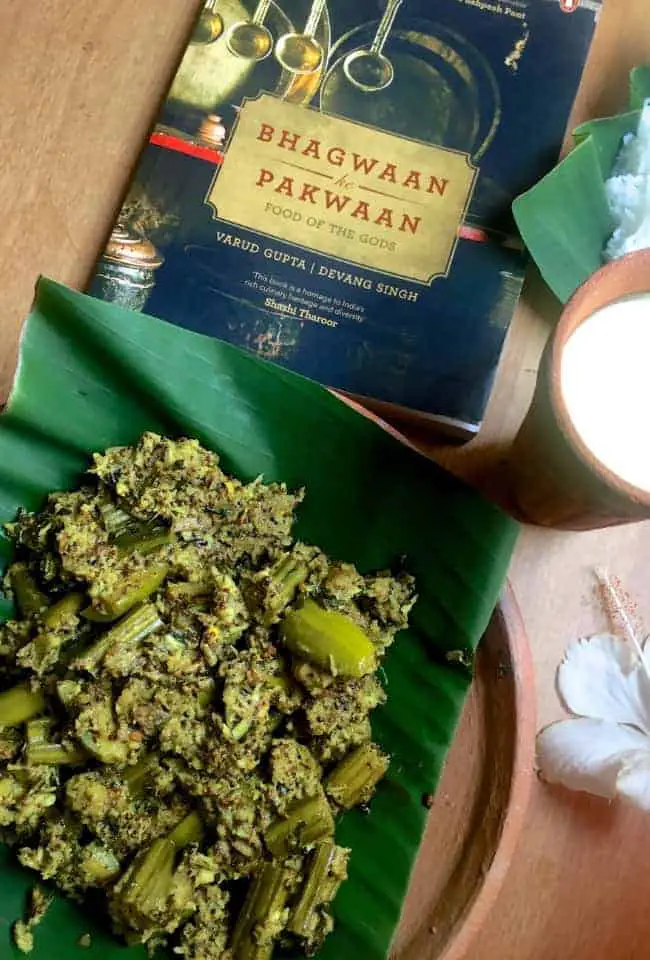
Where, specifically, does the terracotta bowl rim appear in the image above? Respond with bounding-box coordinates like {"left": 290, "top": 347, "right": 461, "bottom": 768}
{"left": 547, "top": 248, "right": 650, "bottom": 508}
{"left": 431, "top": 582, "right": 535, "bottom": 959}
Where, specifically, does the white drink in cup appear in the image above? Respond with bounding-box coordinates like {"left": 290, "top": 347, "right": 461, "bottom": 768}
{"left": 506, "top": 250, "right": 650, "bottom": 529}
{"left": 561, "top": 295, "right": 650, "bottom": 494}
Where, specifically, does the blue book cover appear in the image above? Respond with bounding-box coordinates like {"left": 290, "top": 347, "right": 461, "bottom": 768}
{"left": 89, "top": 0, "right": 601, "bottom": 438}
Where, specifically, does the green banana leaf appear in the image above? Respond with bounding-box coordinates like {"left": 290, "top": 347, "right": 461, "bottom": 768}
{"left": 513, "top": 66, "right": 650, "bottom": 304}
{"left": 0, "top": 279, "right": 518, "bottom": 959}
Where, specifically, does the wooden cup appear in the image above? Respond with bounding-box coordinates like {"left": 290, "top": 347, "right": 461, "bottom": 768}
{"left": 507, "top": 250, "right": 650, "bottom": 530}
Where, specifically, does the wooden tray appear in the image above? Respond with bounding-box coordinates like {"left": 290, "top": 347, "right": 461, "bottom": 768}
{"left": 392, "top": 584, "right": 536, "bottom": 959}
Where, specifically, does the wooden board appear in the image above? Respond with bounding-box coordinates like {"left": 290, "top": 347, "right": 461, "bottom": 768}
{"left": 393, "top": 585, "right": 536, "bottom": 959}
{"left": 2, "top": 2, "right": 650, "bottom": 957}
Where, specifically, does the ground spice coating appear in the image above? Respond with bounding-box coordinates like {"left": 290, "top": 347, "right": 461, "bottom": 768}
{"left": 0, "top": 433, "right": 416, "bottom": 958}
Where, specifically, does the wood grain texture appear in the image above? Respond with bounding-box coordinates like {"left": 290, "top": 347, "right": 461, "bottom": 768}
{"left": 0, "top": 0, "right": 202, "bottom": 396}
{"left": 0, "top": 1, "right": 649, "bottom": 957}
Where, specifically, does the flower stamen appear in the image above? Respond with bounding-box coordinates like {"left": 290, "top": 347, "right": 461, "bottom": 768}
{"left": 595, "top": 567, "right": 650, "bottom": 680}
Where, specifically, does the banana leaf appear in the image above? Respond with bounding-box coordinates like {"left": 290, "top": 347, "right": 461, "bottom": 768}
{"left": 513, "top": 66, "right": 650, "bottom": 304}
{"left": 0, "top": 279, "right": 517, "bottom": 959}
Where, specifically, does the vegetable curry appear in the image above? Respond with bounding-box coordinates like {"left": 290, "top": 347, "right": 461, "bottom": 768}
{"left": 0, "top": 433, "right": 416, "bottom": 958}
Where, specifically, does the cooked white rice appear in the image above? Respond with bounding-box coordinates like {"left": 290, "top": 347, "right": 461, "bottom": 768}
{"left": 604, "top": 98, "right": 650, "bottom": 261}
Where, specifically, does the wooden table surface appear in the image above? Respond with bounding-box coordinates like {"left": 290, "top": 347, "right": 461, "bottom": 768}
{"left": 1, "top": 1, "right": 649, "bottom": 957}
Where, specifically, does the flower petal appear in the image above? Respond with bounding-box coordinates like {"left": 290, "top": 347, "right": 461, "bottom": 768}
{"left": 617, "top": 751, "right": 650, "bottom": 811}
{"left": 536, "top": 718, "right": 649, "bottom": 799}
{"left": 557, "top": 634, "right": 650, "bottom": 733}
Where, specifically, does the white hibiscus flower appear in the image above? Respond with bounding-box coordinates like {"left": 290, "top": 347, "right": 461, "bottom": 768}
{"left": 537, "top": 570, "right": 650, "bottom": 810}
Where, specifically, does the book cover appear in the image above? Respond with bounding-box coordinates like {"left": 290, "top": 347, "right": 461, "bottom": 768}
{"left": 88, "top": 0, "right": 601, "bottom": 438}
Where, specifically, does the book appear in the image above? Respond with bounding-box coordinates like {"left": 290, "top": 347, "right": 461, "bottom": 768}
{"left": 88, "top": 0, "right": 601, "bottom": 439}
